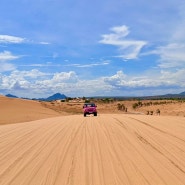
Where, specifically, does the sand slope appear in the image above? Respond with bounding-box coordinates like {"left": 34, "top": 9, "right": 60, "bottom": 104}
{"left": 0, "top": 114, "right": 185, "bottom": 185}
{"left": 0, "top": 96, "right": 60, "bottom": 125}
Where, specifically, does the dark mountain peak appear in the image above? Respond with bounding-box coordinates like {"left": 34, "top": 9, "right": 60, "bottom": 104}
{"left": 179, "top": 91, "right": 185, "bottom": 95}
{"left": 53, "top": 93, "right": 64, "bottom": 96}
{"left": 46, "top": 93, "right": 67, "bottom": 101}
{"left": 5, "top": 94, "right": 18, "bottom": 98}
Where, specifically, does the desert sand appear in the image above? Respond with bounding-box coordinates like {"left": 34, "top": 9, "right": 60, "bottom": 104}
{"left": 0, "top": 96, "right": 61, "bottom": 125}
{"left": 0, "top": 96, "right": 185, "bottom": 185}
{"left": 41, "top": 99, "right": 185, "bottom": 117}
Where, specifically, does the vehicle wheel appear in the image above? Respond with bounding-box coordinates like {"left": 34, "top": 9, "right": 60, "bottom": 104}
{"left": 94, "top": 112, "right": 97, "bottom": 116}
{"left": 84, "top": 113, "right": 86, "bottom": 117}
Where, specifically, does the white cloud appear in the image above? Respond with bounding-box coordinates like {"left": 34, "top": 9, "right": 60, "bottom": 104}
{"left": 11, "top": 69, "right": 48, "bottom": 79}
{"left": 0, "top": 62, "right": 15, "bottom": 72}
{"left": 101, "top": 25, "right": 129, "bottom": 43}
{"left": 65, "top": 61, "right": 110, "bottom": 68}
{"left": 0, "top": 51, "right": 20, "bottom": 61}
{"left": 1, "top": 68, "right": 185, "bottom": 98}
{"left": 0, "top": 35, "right": 25, "bottom": 43}
{"left": 103, "top": 69, "right": 185, "bottom": 91}
{"left": 103, "top": 71, "right": 127, "bottom": 85}
{"left": 20, "top": 63, "right": 62, "bottom": 67}
{"left": 0, "top": 69, "right": 48, "bottom": 89}
{"left": 0, "top": 34, "right": 50, "bottom": 46}
{"left": 0, "top": 70, "right": 110, "bottom": 97}
{"left": 39, "top": 42, "right": 50, "bottom": 45}
{"left": 0, "top": 51, "right": 20, "bottom": 72}
{"left": 152, "top": 43, "right": 185, "bottom": 68}
{"left": 52, "top": 71, "right": 78, "bottom": 83}
{"left": 160, "top": 69, "right": 185, "bottom": 84}
{"left": 99, "top": 25, "right": 147, "bottom": 60}
{"left": 148, "top": 3, "right": 185, "bottom": 69}
{"left": 4, "top": 60, "right": 109, "bottom": 71}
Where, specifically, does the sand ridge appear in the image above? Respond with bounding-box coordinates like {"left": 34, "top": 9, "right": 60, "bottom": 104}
{"left": 0, "top": 96, "right": 61, "bottom": 125}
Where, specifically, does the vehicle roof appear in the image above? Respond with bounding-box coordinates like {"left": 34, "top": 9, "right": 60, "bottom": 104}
{"left": 84, "top": 103, "right": 95, "bottom": 104}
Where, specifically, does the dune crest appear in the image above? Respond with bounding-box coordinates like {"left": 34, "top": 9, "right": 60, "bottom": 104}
{"left": 0, "top": 96, "right": 60, "bottom": 125}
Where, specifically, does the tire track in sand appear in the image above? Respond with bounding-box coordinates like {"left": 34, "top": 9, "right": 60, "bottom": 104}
{"left": 0, "top": 114, "right": 185, "bottom": 185}
{"left": 0, "top": 120, "right": 72, "bottom": 185}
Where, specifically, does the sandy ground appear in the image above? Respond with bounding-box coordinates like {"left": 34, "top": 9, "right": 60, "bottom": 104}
{"left": 0, "top": 96, "right": 61, "bottom": 125}
{"left": 1, "top": 96, "right": 185, "bottom": 184}
{"left": 0, "top": 114, "right": 185, "bottom": 185}
{"left": 1, "top": 96, "right": 185, "bottom": 125}
{"left": 41, "top": 99, "right": 185, "bottom": 117}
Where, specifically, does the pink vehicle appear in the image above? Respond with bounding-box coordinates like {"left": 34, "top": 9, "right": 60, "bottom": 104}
{"left": 83, "top": 103, "right": 97, "bottom": 117}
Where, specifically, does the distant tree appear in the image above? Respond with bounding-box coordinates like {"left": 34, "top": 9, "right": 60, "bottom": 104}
{"left": 117, "top": 103, "right": 126, "bottom": 111}
{"left": 101, "top": 98, "right": 110, "bottom": 103}
{"left": 117, "top": 103, "right": 122, "bottom": 110}
{"left": 132, "top": 103, "right": 138, "bottom": 109}
{"left": 66, "top": 97, "right": 73, "bottom": 102}
{"left": 137, "top": 101, "right": 143, "bottom": 107}
{"left": 85, "top": 99, "right": 90, "bottom": 103}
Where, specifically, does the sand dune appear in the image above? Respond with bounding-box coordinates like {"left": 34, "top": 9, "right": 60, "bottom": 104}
{"left": 0, "top": 114, "right": 185, "bottom": 185}
{"left": 0, "top": 96, "right": 61, "bottom": 125}
{"left": 1, "top": 95, "right": 185, "bottom": 126}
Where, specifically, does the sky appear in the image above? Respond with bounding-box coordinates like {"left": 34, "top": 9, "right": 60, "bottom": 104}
{"left": 0, "top": 0, "right": 185, "bottom": 98}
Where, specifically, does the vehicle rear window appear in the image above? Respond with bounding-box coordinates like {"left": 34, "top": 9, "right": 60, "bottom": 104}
{"left": 84, "top": 104, "right": 95, "bottom": 107}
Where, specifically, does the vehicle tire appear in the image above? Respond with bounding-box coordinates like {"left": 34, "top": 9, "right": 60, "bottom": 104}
{"left": 84, "top": 113, "right": 86, "bottom": 117}
{"left": 94, "top": 112, "right": 97, "bottom": 116}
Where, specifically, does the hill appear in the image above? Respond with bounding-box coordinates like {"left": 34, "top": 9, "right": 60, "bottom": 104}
{"left": 0, "top": 96, "right": 61, "bottom": 125}
{"left": 5, "top": 94, "right": 18, "bottom": 98}
{"left": 44, "top": 93, "right": 67, "bottom": 101}
{"left": 179, "top": 91, "right": 185, "bottom": 95}
{"left": 4, "top": 93, "right": 67, "bottom": 101}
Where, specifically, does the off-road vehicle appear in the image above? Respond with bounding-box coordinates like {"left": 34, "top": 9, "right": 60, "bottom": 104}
{"left": 83, "top": 103, "right": 97, "bottom": 117}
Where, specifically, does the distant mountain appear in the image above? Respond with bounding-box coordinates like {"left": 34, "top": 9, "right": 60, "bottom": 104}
{"left": 5, "top": 94, "right": 18, "bottom": 98}
{"left": 5, "top": 93, "right": 67, "bottom": 101}
{"left": 139, "top": 91, "right": 185, "bottom": 100}
{"left": 161, "top": 91, "right": 185, "bottom": 98}
{"left": 4, "top": 91, "right": 185, "bottom": 101}
{"left": 98, "top": 91, "right": 185, "bottom": 100}
{"left": 179, "top": 91, "right": 185, "bottom": 95}
{"left": 39, "top": 93, "right": 67, "bottom": 101}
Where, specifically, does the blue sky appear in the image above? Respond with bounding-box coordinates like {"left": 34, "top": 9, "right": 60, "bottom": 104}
{"left": 0, "top": 0, "right": 185, "bottom": 98}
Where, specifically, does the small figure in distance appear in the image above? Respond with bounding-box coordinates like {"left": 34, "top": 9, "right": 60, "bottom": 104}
{"left": 156, "top": 109, "right": 160, "bottom": 115}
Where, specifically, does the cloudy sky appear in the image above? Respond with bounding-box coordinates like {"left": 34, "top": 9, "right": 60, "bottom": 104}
{"left": 0, "top": 0, "right": 185, "bottom": 98}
